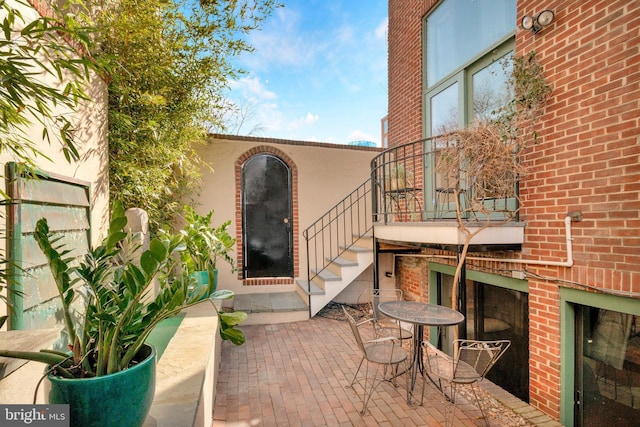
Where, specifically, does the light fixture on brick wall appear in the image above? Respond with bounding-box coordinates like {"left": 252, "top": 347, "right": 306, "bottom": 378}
{"left": 521, "top": 9, "right": 555, "bottom": 34}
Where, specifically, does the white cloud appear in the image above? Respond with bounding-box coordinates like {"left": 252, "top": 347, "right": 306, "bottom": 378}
{"left": 375, "top": 17, "right": 388, "bottom": 41}
{"left": 225, "top": 2, "right": 387, "bottom": 143}
{"left": 335, "top": 24, "right": 355, "bottom": 44}
{"left": 229, "top": 75, "right": 276, "bottom": 101}
{"left": 288, "top": 112, "right": 319, "bottom": 130}
{"left": 242, "top": 8, "right": 320, "bottom": 71}
{"left": 256, "top": 102, "right": 284, "bottom": 132}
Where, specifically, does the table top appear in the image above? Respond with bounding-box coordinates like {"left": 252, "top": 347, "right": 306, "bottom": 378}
{"left": 378, "top": 301, "right": 464, "bottom": 326}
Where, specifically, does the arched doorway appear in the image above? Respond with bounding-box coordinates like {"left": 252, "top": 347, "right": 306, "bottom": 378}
{"left": 241, "top": 153, "right": 293, "bottom": 278}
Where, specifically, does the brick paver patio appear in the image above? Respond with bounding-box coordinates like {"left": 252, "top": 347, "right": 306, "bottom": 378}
{"left": 213, "top": 313, "right": 557, "bottom": 427}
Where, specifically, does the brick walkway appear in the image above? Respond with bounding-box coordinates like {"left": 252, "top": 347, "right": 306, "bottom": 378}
{"left": 213, "top": 314, "right": 557, "bottom": 427}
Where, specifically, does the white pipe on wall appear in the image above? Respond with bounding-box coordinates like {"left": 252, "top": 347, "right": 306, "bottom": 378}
{"left": 396, "top": 215, "right": 575, "bottom": 268}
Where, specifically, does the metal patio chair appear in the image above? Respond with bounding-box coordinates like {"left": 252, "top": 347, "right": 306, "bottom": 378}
{"left": 360, "top": 288, "right": 413, "bottom": 341}
{"left": 342, "top": 305, "right": 409, "bottom": 415}
{"left": 422, "top": 339, "right": 511, "bottom": 426}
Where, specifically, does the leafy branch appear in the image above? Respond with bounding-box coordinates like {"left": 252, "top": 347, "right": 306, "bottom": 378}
{"left": 435, "top": 51, "right": 551, "bottom": 329}
{"left": 0, "top": 202, "right": 246, "bottom": 378}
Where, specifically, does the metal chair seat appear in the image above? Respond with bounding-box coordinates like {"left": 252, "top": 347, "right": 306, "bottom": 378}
{"left": 342, "top": 305, "right": 409, "bottom": 415}
{"left": 423, "top": 339, "right": 511, "bottom": 426}
{"left": 364, "top": 341, "right": 408, "bottom": 365}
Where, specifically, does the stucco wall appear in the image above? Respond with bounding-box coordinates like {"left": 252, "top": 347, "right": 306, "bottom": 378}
{"left": 194, "top": 134, "right": 381, "bottom": 294}
{"left": 0, "top": 1, "right": 110, "bottom": 244}
{"left": 0, "top": 0, "right": 110, "bottom": 324}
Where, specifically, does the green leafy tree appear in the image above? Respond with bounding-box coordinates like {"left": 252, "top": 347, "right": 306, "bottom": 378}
{"left": 91, "top": 0, "right": 280, "bottom": 233}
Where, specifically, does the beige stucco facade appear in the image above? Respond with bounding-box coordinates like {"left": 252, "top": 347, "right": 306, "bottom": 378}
{"left": 0, "top": 0, "right": 110, "bottom": 324}
{"left": 194, "top": 134, "right": 381, "bottom": 296}
{"left": 0, "top": 1, "right": 110, "bottom": 245}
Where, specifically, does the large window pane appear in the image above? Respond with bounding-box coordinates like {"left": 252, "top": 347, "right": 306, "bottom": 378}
{"left": 437, "top": 273, "right": 529, "bottom": 401}
{"left": 430, "top": 82, "right": 458, "bottom": 135}
{"left": 580, "top": 307, "right": 640, "bottom": 426}
{"left": 427, "top": 0, "right": 516, "bottom": 87}
{"left": 472, "top": 53, "right": 513, "bottom": 122}
{"left": 466, "top": 281, "right": 529, "bottom": 401}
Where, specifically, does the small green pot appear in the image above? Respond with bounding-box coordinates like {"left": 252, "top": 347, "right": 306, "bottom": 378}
{"left": 46, "top": 344, "right": 156, "bottom": 427}
{"left": 208, "top": 268, "right": 218, "bottom": 295}
{"left": 189, "top": 270, "right": 210, "bottom": 300}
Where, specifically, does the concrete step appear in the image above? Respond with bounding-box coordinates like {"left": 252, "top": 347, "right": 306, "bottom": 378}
{"left": 328, "top": 256, "right": 359, "bottom": 267}
{"left": 313, "top": 268, "right": 341, "bottom": 283}
{"left": 233, "top": 292, "right": 309, "bottom": 325}
{"left": 296, "top": 280, "right": 324, "bottom": 296}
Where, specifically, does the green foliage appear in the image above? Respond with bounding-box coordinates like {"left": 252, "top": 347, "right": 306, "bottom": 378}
{"left": 0, "top": 0, "right": 100, "bottom": 172}
{"left": 496, "top": 51, "right": 552, "bottom": 144}
{"left": 0, "top": 202, "right": 246, "bottom": 378}
{"left": 0, "top": 0, "right": 102, "bottom": 321}
{"left": 179, "top": 205, "right": 237, "bottom": 274}
{"left": 91, "top": 0, "right": 281, "bottom": 233}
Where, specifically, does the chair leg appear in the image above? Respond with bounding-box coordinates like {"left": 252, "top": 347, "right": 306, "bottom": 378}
{"left": 358, "top": 361, "right": 405, "bottom": 415}
{"left": 360, "top": 361, "right": 381, "bottom": 415}
{"left": 347, "top": 356, "right": 365, "bottom": 389}
{"left": 447, "top": 383, "right": 458, "bottom": 427}
{"left": 469, "top": 383, "right": 490, "bottom": 427}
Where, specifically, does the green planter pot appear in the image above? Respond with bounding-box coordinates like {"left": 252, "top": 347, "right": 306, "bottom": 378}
{"left": 46, "top": 344, "right": 156, "bottom": 427}
{"left": 189, "top": 269, "right": 218, "bottom": 299}
{"left": 190, "top": 270, "right": 210, "bottom": 300}
{"left": 208, "top": 268, "right": 218, "bottom": 295}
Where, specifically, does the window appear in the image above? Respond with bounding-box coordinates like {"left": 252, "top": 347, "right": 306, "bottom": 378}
{"left": 561, "top": 289, "right": 640, "bottom": 426}
{"left": 425, "top": 0, "right": 516, "bottom": 135}
{"left": 579, "top": 308, "right": 640, "bottom": 426}
{"left": 423, "top": 0, "right": 516, "bottom": 217}
{"left": 430, "top": 263, "right": 529, "bottom": 401}
{"left": 426, "top": 0, "right": 516, "bottom": 87}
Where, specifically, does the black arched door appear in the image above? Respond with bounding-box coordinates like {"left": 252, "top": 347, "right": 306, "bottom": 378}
{"left": 242, "top": 154, "right": 293, "bottom": 278}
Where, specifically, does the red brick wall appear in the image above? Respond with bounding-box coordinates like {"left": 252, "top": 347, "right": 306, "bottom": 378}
{"left": 29, "top": 0, "right": 54, "bottom": 17}
{"left": 517, "top": 0, "right": 640, "bottom": 416}
{"left": 517, "top": 0, "right": 640, "bottom": 276}
{"left": 387, "top": 0, "right": 439, "bottom": 147}
{"left": 389, "top": 0, "right": 640, "bottom": 421}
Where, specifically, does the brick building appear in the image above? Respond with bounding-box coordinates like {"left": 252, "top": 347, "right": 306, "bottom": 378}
{"left": 382, "top": 1, "right": 640, "bottom": 425}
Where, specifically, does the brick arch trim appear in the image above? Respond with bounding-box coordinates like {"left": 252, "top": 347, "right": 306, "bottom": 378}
{"left": 235, "top": 146, "right": 299, "bottom": 285}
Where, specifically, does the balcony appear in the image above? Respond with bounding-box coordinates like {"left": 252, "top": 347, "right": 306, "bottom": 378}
{"left": 371, "top": 136, "right": 525, "bottom": 251}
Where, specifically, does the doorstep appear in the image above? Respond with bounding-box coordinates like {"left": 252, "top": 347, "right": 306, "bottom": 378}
{"left": 234, "top": 292, "right": 309, "bottom": 325}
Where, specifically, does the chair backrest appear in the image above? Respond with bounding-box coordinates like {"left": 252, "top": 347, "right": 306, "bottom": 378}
{"left": 453, "top": 339, "right": 511, "bottom": 382}
{"left": 342, "top": 305, "right": 368, "bottom": 356}
{"left": 361, "top": 288, "right": 403, "bottom": 323}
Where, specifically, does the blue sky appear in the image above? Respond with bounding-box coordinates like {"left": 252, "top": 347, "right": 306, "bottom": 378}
{"left": 224, "top": 1, "right": 388, "bottom": 146}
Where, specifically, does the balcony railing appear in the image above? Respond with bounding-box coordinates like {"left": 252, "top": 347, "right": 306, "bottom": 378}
{"left": 371, "top": 137, "right": 519, "bottom": 224}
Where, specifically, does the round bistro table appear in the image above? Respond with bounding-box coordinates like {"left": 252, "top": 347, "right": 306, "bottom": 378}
{"left": 378, "top": 300, "right": 465, "bottom": 405}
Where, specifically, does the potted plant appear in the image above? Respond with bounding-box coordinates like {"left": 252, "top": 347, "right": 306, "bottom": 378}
{"left": 0, "top": 202, "right": 246, "bottom": 427}
{"left": 180, "top": 205, "right": 236, "bottom": 297}
{"left": 385, "top": 164, "right": 414, "bottom": 191}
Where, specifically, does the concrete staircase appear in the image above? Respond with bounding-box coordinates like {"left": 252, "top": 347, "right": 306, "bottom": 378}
{"left": 296, "top": 235, "right": 373, "bottom": 317}
{"left": 233, "top": 235, "right": 373, "bottom": 324}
